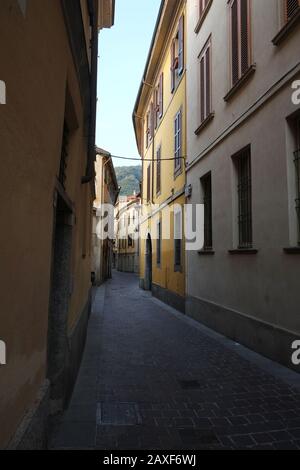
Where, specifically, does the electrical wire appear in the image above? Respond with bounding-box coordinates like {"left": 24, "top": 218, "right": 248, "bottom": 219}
{"left": 110, "top": 154, "right": 187, "bottom": 162}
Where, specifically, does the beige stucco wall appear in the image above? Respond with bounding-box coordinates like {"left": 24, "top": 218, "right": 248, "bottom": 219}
{"left": 186, "top": 0, "right": 300, "bottom": 334}
{"left": 0, "top": 0, "right": 93, "bottom": 448}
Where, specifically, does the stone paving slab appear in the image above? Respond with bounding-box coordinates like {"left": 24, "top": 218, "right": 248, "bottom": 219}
{"left": 51, "top": 272, "right": 300, "bottom": 450}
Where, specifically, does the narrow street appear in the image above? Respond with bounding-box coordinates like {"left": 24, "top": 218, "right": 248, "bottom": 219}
{"left": 51, "top": 272, "right": 300, "bottom": 450}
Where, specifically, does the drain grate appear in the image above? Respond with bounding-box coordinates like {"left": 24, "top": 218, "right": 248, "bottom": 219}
{"left": 97, "top": 402, "right": 142, "bottom": 426}
{"left": 178, "top": 379, "right": 201, "bottom": 390}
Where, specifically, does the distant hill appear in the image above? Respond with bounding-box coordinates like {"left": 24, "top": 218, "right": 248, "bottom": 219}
{"left": 115, "top": 165, "right": 142, "bottom": 196}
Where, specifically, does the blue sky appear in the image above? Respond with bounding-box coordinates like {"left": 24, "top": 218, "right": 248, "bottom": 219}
{"left": 96, "top": 0, "right": 161, "bottom": 167}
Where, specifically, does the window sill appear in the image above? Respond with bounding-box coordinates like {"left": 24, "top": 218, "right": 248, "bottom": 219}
{"left": 195, "top": 112, "right": 215, "bottom": 136}
{"left": 228, "top": 248, "right": 258, "bottom": 255}
{"left": 224, "top": 64, "right": 256, "bottom": 102}
{"left": 283, "top": 247, "right": 300, "bottom": 254}
{"left": 198, "top": 249, "right": 215, "bottom": 255}
{"left": 272, "top": 9, "right": 300, "bottom": 46}
{"left": 194, "top": 0, "right": 213, "bottom": 34}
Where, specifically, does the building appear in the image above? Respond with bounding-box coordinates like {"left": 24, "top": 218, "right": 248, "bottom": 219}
{"left": 133, "top": 0, "right": 187, "bottom": 313}
{"left": 186, "top": 0, "right": 300, "bottom": 370}
{"left": 0, "top": 0, "right": 115, "bottom": 449}
{"left": 115, "top": 194, "right": 141, "bottom": 273}
{"left": 92, "top": 148, "right": 119, "bottom": 284}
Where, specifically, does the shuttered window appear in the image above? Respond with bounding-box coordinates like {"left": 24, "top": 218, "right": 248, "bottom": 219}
{"left": 178, "top": 15, "right": 184, "bottom": 75}
{"left": 150, "top": 102, "right": 154, "bottom": 141}
{"left": 156, "top": 146, "right": 161, "bottom": 194}
{"left": 171, "top": 40, "right": 176, "bottom": 93}
{"left": 146, "top": 111, "right": 150, "bottom": 148}
{"left": 174, "top": 110, "right": 182, "bottom": 172}
{"left": 155, "top": 73, "right": 164, "bottom": 128}
{"left": 199, "top": 39, "right": 211, "bottom": 123}
{"left": 159, "top": 73, "right": 163, "bottom": 118}
{"left": 230, "top": 0, "right": 250, "bottom": 86}
{"left": 285, "top": 0, "right": 300, "bottom": 22}
{"left": 171, "top": 16, "right": 184, "bottom": 93}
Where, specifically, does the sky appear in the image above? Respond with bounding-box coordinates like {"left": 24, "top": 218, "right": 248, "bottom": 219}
{"left": 96, "top": 0, "right": 161, "bottom": 167}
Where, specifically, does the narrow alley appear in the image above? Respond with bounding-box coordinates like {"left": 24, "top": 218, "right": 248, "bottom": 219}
{"left": 51, "top": 272, "right": 300, "bottom": 451}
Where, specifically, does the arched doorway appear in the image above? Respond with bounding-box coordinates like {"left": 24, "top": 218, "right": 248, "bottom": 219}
{"left": 145, "top": 234, "right": 152, "bottom": 291}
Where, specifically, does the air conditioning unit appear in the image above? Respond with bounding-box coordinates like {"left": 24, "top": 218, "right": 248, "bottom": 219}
{"left": 185, "top": 184, "right": 192, "bottom": 198}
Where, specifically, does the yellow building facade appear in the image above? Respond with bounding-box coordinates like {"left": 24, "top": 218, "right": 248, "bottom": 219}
{"left": 133, "top": 0, "right": 186, "bottom": 313}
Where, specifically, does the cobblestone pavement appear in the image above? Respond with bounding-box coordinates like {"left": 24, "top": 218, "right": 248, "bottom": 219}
{"left": 52, "top": 271, "right": 300, "bottom": 450}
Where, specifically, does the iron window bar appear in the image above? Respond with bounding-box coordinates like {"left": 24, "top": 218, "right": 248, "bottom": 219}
{"left": 202, "top": 174, "right": 213, "bottom": 250}
{"left": 237, "top": 148, "right": 252, "bottom": 249}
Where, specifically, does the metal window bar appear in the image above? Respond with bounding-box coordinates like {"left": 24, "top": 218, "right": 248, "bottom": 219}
{"left": 59, "top": 121, "right": 69, "bottom": 188}
{"left": 237, "top": 148, "right": 252, "bottom": 248}
{"left": 202, "top": 174, "right": 212, "bottom": 250}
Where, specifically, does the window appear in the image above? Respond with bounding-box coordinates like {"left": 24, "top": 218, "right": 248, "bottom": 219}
{"left": 146, "top": 111, "right": 150, "bottom": 148}
{"left": 174, "top": 208, "right": 182, "bottom": 269}
{"left": 294, "top": 118, "right": 300, "bottom": 245}
{"left": 170, "top": 16, "right": 184, "bottom": 93}
{"left": 230, "top": 0, "right": 250, "bottom": 86}
{"left": 174, "top": 109, "right": 182, "bottom": 173}
{"left": 201, "top": 173, "right": 213, "bottom": 250}
{"left": 128, "top": 235, "right": 133, "bottom": 247}
{"left": 157, "top": 220, "right": 162, "bottom": 265}
{"left": 156, "top": 146, "right": 161, "bottom": 194}
{"left": 233, "top": 146, "right": 253, "bottom": 249}
{"left": 145, "top": 104, "right": 154, "bottom": 148}
{"left": 285, "top": 0, "right": 300, "bottom": 22}
{"left": 154, "top": 74, "right": 163, "bottom": 129}
{"left": 178, "top": 15, "right": 184, "bottom": 75}
{"left": 150, "top": 102, "right": 154, "bottom": 141}
{"left": 59, "top": 121, "right": 69, "bottom": 188}
{"left": 147, "top": 165, "right": 151, "bottom": 203}
{"left": 199, "top": 39, "right": 212, "bottom": 124}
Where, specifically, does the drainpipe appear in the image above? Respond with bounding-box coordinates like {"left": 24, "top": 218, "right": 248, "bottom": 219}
{"left": 82, "top": 0, "right": 99, "bottom": 184}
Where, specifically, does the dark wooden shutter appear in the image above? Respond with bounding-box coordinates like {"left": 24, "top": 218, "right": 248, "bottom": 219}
{"left": 150, "top": 102, "right": 154, "bottom": 139}
{"left": 154, "top": 90, "right": 158, "bottom": 129}
{"left": 286, "top": 0, "right": 300, "bottom": 21}
{"left": 205, "top": 46, "right": 211, "bottom": 117}
{"left": 171, "top": 40, "right": 175, "bottom": 92}
{"left": 156, "top": 147, "right": 161, "bottom": 194}
{"left": 200, "top": 57, "right": 205, "bottom": 123}
{"left": 178, "top": 15, "right": 184, "bottom": 74}
{"left": 231, "top": 0, "right": 239, "bottom": 85}
{"left": 240, "top": 0, "right": 249, "bottom": 75}
{"left": 159, "top": 73, "right": 163, "bottom": 118}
